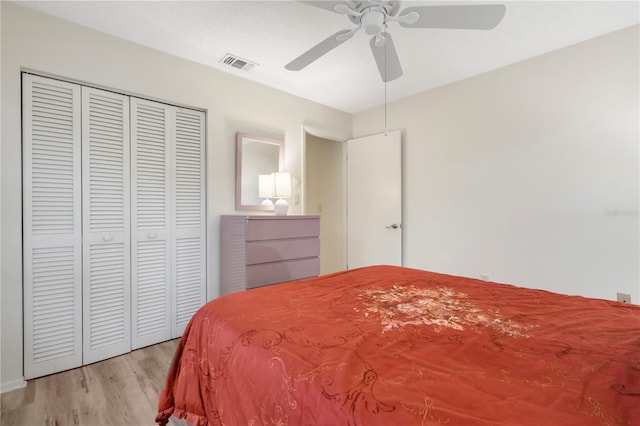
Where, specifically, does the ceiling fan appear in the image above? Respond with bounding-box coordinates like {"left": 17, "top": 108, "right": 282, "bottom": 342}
{"left": 285, "top": 1, "right": 506, "bottom": 82}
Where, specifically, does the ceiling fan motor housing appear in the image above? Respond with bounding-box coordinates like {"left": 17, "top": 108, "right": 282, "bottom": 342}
{"left": 347, "top": 1, "right": 400, "bottom": 25}
{"left": 362, "top": 10, "right": 385, "bottom": 34}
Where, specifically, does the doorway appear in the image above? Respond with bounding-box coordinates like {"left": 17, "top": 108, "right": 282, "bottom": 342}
{"left": 304, "top": 133, "right": 346, "bottom": 274}
{"left": 303, "top": 129, "right": 402, "bottom": 273}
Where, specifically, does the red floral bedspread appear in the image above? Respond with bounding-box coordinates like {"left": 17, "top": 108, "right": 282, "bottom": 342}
{"left": 157, "top": 266, "right": 640, "bottom": 426}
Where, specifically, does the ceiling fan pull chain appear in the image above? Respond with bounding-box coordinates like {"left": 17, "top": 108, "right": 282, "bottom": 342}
{"left": 384, "top": 23, "right": 388, "bottom": 136}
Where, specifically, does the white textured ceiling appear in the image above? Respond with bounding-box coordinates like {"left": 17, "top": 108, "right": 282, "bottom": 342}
{"left": 14, "top": 0, "right": 640, "bottom": 113}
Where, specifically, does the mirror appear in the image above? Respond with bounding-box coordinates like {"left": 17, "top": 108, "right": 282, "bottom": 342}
{"left": 236, "top": 132, "right": 284, "bottom": 211}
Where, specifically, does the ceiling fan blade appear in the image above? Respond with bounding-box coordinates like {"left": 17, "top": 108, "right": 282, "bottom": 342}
{"left": 369, "top": 32, "right": 403, "bottom": 82}
{"left": 399, "top": 4, "right": 506, "bottom": 30}
{"left": 299, "top": 1, "right": 356, "bottom": 14}
{"left": 286, "top": 30, "right": 353, "bottom": 71}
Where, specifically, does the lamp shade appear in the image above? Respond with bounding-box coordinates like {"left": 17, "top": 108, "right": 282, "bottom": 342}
{"left": 273, "top": 172, "right": 291, "bottom": 198}
{"left": 258, "top": 174, "right": 274, "bottom": 198}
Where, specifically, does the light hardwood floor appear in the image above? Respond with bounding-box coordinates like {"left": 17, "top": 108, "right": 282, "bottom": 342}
{"left": 1, "top": 339, "right": 185, "bottom": 426}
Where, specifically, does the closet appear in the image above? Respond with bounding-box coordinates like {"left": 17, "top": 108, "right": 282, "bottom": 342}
{"left": 22, "top": 74, "right": 206, "bottom": 379}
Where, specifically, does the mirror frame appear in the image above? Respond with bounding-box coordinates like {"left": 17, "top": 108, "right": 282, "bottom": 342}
{"left": 235, "top": 132, "right": 284, "bottom": 211}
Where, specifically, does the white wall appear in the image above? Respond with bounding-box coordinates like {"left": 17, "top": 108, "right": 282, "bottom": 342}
{"left": 354, "top": 25, "right": 639, "bottom": 303}
{"left": 0, "top": 2, "right": 352, "bottom": 392}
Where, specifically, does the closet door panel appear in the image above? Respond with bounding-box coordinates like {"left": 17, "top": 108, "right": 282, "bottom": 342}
{"left": 172, "top": 108, "right": 206, "bottom": 337}
{"left": 23, "top": 75, "right": 83, "bottom": 379}
{"left": 81, "top": 87, "right": 131, "bottom": 364}
{"left": 131, "top": 98, "right": 172, "bottom": 349}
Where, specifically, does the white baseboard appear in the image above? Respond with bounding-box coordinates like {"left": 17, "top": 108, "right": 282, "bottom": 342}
{"left": 1, "top": 377, "right": 27, "bottom": 394}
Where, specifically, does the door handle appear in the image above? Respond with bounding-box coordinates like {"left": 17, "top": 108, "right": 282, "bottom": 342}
{"left": 386, "top": 223, "right": 400, "bottom": 229}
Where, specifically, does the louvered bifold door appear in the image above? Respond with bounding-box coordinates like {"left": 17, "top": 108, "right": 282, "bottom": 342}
{"left": 23, "top": 74, "right": 83, "bottom": 379}
{"left": 172, "top": 108, "right": 206, "bottom": 337}
{"left": 81, "top": 87, "right": 132, "bottom": 364}
{"left": 130, "top": 98, "right": 172, "bottom": 349}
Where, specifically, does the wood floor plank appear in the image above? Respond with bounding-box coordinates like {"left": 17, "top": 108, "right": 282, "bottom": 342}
{"left": 1, "top": 339, "right": 180, "bottom": 426}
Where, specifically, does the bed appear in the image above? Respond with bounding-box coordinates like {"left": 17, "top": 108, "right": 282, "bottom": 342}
{"left": 156, "top": 265, "right": 639, "bottom": 426}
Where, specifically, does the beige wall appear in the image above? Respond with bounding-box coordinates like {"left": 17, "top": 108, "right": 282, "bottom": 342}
{"left": 0, "top": 2, "right": 352, "bottom": 391}
{"left": 354, "top": 25, "right": 639, "bottom": 302}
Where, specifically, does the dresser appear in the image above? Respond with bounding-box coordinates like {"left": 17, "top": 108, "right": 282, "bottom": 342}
{"left": 220, "top": 215, "right": 321, "bottom": 295}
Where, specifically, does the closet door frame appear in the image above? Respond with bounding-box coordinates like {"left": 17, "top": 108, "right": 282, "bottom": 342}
{"left": 23, "top": 72, "right": 208, "bottom": 377}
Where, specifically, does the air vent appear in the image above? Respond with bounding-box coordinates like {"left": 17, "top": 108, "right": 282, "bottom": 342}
{"left": 220, "top": 54, "right": 257, "bottom": 72}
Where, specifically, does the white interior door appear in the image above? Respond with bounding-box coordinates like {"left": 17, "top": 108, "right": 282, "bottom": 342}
{"left": 171, "top": 107, "right": 206, "bottom": 337}
{"left": 82, "top": 87, "right": 131, "bottom": 364}
{"left": 131, "top": 98, "right": 172, "bottom": 349}
{"left": 23, "top": 74, "right": 83, "bottom": 379}
{"left": 131, "top": 100, "right": 206, "bottom": 345}
{"left": 347, "top": 130, "right": 402, "bottom": 269}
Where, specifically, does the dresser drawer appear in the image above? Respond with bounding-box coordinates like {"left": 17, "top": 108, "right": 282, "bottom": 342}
{"left": 246, "top": 257, "right": 320, "bottom": 289}
{"left": 246, "top": 217, "right": 320, "bottom": 241}
{"left": 246, "top": 238, "right": 320, "bottom": 265}
{"left": 220, "top": 215, "right": 321, "bottom": 296}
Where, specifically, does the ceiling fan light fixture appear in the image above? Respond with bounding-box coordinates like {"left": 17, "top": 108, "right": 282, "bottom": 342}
{"left": 362, "top": 11, "right": 385, "bottom": 35}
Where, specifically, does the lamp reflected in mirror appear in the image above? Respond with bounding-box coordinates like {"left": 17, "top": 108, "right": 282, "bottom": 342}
{"left": 258, "top": 174, "right": 274, "bottom": 208}
{"left": 273, "top": 172, "right": 292, "bottom": 215}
